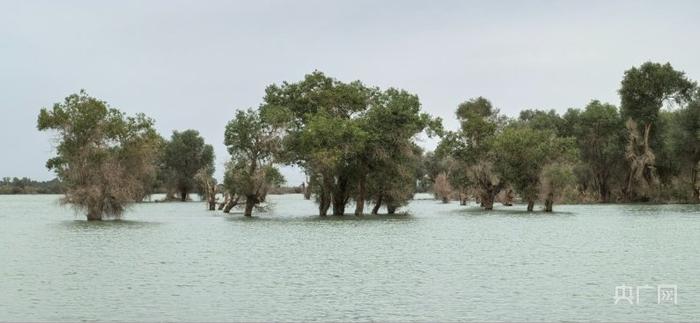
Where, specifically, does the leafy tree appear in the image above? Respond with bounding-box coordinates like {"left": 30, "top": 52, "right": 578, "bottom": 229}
{"left": 262, "top": 71, "right": 438, "bottom": 216}
{"left": 261, "top": 71, "right": 372, "bottom": 216}
{"left": 223, "top": 109, "right": 285, "bottom": 216}
{"left": 519, "top": 109, "right": 568, "bottom": 136}
{"left": 491, "top": 125, "right": 573, "bottom": 211}
{"left": 619, "top": 62, "right": 696, "bottom": 200}
{"left": 563, "top": 100, "right": 626, "bottom": 202}
{"left": 161, "top": 130, "right": 215, "bottom": 201}
{"left": 438, "top": 97, "right": 506, "bottom": 209}
{"left": 666, "top": 93, "right": 700, "bottom": 201}
{"left": 37, "top": 91, "right": 161, "bottom": 220}
{"left": 359, "top": 88, "right": 440, "bottom": 214}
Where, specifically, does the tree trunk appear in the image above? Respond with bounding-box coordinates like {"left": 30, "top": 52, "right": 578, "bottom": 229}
{"left": 180, "top": 190, "right": 187, "bottom": 202}
{"left": 482, "top": 193, "right": 494, "bottom": 210}
{"left": 332, "top": 200, "right": 346, "bottom": 216}
{"left": 503, "top": 189, "right": 514, "bottom": 206}
{"left": 354, "top": 177, "right": 366, "bottom": 216}
{"left": 223, "top": 196, "right": 239, "bottom": 213}
{"left": 218, "top": 194, "right": 228, "bottom": 210}
{"left": 371, "top": 195, "right": 383, "bottom": 215}
{"left": 319, "top": 191, "right": 330, "bottom": 216}
{"left": 304, "top": 181, "right": 312, "bottom": 200}
{"left": 598, "top": 178, "right": 609, "bottom": 203}
{"left": 692, "top": 163, "right": 700, "bottom": 203}
{"left": 459, "top": 191, "right": 467, "bottom": 205}
{"left": 244, "top": 198, "right": 255, "bottom": 217}
{"left": 332, "top": 176, "right": 348, "bottom": 216}
{"left": 544, "top": 193, "right": 554, "bottom": 212}
{"left": 527, "top": 200, "right": 535, "bottom": 212}
{"left": 86, "top": 212, "right": 102, "bottom": 221}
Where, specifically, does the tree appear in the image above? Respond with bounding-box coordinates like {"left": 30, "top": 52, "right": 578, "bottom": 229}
{"left": 667, "top": 93, "right": 700, "bottom": 201}
{"left": 438, "top": 97, "right": 506, "bottom": 210}
{"left": 619, "top": 62, "right": 696, "bottom": 200}
{"left": 161, "top": 130, "right": 215, "bottom": 201}
{"left": 433, "top": 173, "right": 452, "bottom": 203}
{"left": 492, "top": 125, "right": 573, "bottom": 211}
{"left": 261, "top": 71, "right": 372, "bottom": 216}
{"left": 563, "top": 100, "right": 626, "bottom": 202}
{"left": 37, "top": 91, "right": 161, "bottom": 220}
{"left": 223, "top": 109, "right": 285, "bottom": 217}
{"left": 360, "top": 88, "right": 441, "bottom": 215}
{"left": 261, "top": 71, "right": 439, "bottom": 216}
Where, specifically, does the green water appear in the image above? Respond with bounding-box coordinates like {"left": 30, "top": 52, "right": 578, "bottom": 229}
{"left": 1, "top": 194, "right": 699, "bottom": 321}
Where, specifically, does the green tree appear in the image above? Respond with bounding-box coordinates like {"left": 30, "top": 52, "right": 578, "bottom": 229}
{"left": 261, "top": 71, "right": 438, "bottom": 216}
{"left": 619, "top": 62, "right": 696, "bottom": 200}
{"left": 37, "top": 91, "right": 161, "bottom": 220}
{"left": 161, "top": 130, "right": 215, "bottom": 201}
{"left": 359, "top": 88, "right": 440, "bottom": 214}
{"left": 224, "top": 109, "right": 285, "bottom": 217}
{"left": 563, "top": 100, "right": 626, "bottom": 202}
{"left": 261, "top": 71, "right": 372, "bottom": 216}
{"left": 438, "top": 97, "right": 506, "bottom": 209}
{"left": 666, "top": 93, "right": 700, "bottom": 201}
{"left": 492, "top": 125, "right": 573, "bottom": 211}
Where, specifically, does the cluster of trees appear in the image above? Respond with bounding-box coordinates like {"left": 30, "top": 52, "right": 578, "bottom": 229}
{"left": 426, "top": 62, "right": 700, "bottom": 211}
{"left": 0, "top": 177, "right": 63, "bottom": 194}
{"left": 37, "top": 91, "right": 219, "bottom": 220}
{"left": 38, "top": 62, "right": 700, "bottom": 219}
{"left": 259, "top": 71, "right": 441, "bottom": 216}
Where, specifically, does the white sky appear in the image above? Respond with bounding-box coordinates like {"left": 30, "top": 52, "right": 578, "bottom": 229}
{"left": 1, "top": 0, "right": 699, "bottom": 184}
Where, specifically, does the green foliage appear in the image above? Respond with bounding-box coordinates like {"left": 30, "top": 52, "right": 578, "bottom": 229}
{"left": 161, "top": 129, "right": 215, "bottom": 200}
{"left": 261, "top": 71, "right": 439, "bottom": 215}
{"left": 37, "top": 90, "right": 161, "bottom": 219}
{"left": 491, "top": 126, "right": 571, "bottom": 203}
{"left": 563, "top": 100, "right": 626, "bottom": 201}
{"left": 224, "top": 109, "right": 285, "bottom": 216}
{"left": 620, "top": 62, "right": 696, "bottom": 127}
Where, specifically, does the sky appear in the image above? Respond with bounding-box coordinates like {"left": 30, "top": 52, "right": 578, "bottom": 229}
{"left": 1, "top": 0, "right": 699, "bottom": 184}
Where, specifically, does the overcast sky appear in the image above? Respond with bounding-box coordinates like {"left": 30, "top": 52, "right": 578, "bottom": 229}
{"left": 1, "top": 0, "right": 699, "bottom": 184}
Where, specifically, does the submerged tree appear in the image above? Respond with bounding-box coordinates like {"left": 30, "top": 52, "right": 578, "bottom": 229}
{"left": 666, "top": 93, "right": 700, "bottom": 201}
{"left": 262, "top": 71, "right": 438, "bottom": 216}
{"left": 491, "top": 125, "right": 573, "bottom": 211}
{"left": 161, "top": 130, "right": 215, "bottom": 201}
{"left": 438, "top": 97, "right": 506, "bottom": 210}
{"left": 37, "top": 91, "right": 161, "bottom": 220}
{"left": 223, "top": 109, "right": 285, "bottom": 217}
{"left": 563, "top": 101, "right": 626, "bottom": 202}
{"left": 619, "top": 62, "right": 696, "bottom": 200}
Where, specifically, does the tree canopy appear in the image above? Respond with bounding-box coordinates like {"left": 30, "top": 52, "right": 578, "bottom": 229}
{"left": 37, "top": 90, "right": 161, "bottom": 220}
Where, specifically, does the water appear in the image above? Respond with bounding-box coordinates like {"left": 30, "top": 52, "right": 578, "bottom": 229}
{"left": 1, "top": 194, "right": 699, "bottom": 321}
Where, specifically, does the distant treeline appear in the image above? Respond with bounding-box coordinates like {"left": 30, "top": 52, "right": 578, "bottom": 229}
{"left": 0, "top": 177, "right": 64, "bottom": 194}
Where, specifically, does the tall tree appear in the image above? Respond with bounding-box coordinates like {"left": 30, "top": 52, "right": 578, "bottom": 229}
{"left": 161, "top": 130, "right": 215, "bottom": 201}
{"left": 438, "top": 97, "right": 506, "bottom": 210}
{"left": 563, "top": 100, "right": 626, "bottom": 202}
{"left": 261, "top": 71, "right": 372, "bottom": 216}
{"left": 667, "top": 93, "right": 700, "bottom": 201}
{"left": 37, "top": 91, "right": 161, "bottom": 220}
{"left": 224, "top": 109, "right": 285, "bottom": 217}
{"left": 491, "top": 125, "right": 573, "bottom": 211}
{"left": 359, "top": 88, "right": 440, "bottom": 215}
{"left": 619, "top": 62, "right": 696, "bottom": 200}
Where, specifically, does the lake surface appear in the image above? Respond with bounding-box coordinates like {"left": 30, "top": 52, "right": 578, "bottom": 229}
{"left": 1, "top": 194, "right": 699, "bottom": 321}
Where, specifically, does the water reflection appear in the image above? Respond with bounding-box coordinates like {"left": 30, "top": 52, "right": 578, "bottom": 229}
{"left": 59, "top": 219, "right": 161, "bottom": 231}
